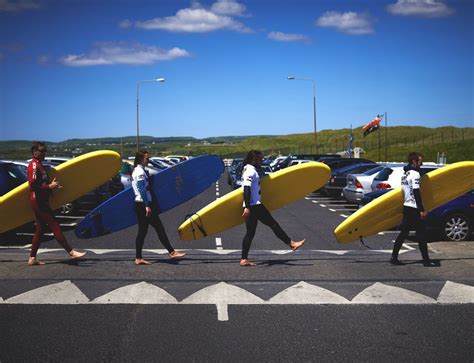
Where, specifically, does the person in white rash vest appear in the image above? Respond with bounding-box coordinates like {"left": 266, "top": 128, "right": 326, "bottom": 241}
{"left": 132, "top": 150, "right": 185, "bottom": 265}
{"left": 390, "top": 152, "right": 437, "bottom": 267}
{"left": 240, "top": 150, "right": 305, "bottom": 267}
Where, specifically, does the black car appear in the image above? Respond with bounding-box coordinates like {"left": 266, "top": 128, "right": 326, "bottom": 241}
{"left": 324, "top": 163, "right": 380, "bottom": 198}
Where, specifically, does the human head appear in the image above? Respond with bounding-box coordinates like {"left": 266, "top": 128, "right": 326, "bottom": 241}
{"left": 134, "top": 150, "right": 150, "bottom": 167}
{"left": 243, "top": 150, "right": 264, "bottom": 167}
{"left": 407, "top": 152, "right": 423, "bottom": 168}
{"left": 31, "top": 141, "right": 47, "bottom": 161}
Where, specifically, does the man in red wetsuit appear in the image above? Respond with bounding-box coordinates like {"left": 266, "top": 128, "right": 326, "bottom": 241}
{"left": 27, "top": 141, "right": 86, "bottom": 265}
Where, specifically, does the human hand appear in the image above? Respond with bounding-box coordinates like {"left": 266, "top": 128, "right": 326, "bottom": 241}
{"left": 145, "top": 206, "right": 152, "bottom": 217}
{"left": 420, "top": 211, "right": 428, "bottom": 220}
{"left": 49, "top": 178, "right": 62, "bottom": 189}
{"left": 242, "top": 208, "right": 250, "bottom": 219}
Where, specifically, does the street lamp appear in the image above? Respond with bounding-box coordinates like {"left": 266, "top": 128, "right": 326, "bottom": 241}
{"left": 287, "top": 76, "right": 318, "bottom": 154}
{"left": 136, "top": 78, "right": 166, "bottom": 152}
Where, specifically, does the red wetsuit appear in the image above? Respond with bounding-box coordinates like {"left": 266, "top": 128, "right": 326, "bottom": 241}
{"left": 27, "top": 158, "right": 71, "bottom": 257}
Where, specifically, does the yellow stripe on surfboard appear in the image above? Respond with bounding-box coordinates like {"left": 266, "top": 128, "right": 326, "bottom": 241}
{"left": 0, "top": 150, "right": 121, "bottom": 234}
{"left": 334, "top": 161, "right": 474, "bottom": 244}
{"left": 178, "top": 162, "right": 331, "bottom": 241}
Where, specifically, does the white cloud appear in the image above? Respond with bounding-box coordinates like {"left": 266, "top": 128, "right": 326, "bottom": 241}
{"left": 59, "top": 42, "right": 190, "bottom": 67}
{"left": 133, "top": 0, "right": 252, "bottom": 33}
{"left": 268, "top": 31, "right": 311, "bottom": 43}
{"left": 387, "top": 0, "right": 454, "bottom": 17}
{"left": 316, "top": 11, "right": 375, "bottom": 35}
{"left": 210, "top": 0, "right": 247, "bottom": 16}
{"left": 0, "top": 0, "right": 41, "bottom": 12}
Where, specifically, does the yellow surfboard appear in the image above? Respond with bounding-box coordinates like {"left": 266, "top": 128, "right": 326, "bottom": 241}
{"left": 334, "top": 161, "right": 474, "bottom": 244}
{"left": 178, "top": 162, "right": 331, "bottom": 241}
{"left": 0, "top": 150, "right": 121, "bottom": 233}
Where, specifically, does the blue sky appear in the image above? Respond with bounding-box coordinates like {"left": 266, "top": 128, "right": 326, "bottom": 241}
{"left": 0, "top": 0, "right": 472, "bottom": 141}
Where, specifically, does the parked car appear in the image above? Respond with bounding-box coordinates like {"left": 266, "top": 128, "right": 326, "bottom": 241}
{"left": 227, "top": 158, "right": 243, "bottom": 185}
{"left": 150, "top": 157, "right": 175, "bottom": 167}
{"left": 360, "top": 189, "right": 474, "bottom": 241}
{"left": 320, "top": 157, "right": 375, "bottom": 171}
{"left": 343, "top": 163, "right": 404, "bottom": 203}
{"left": 288, "top": 159, "right": 313, "bottom": 167}
{"left": 324, "top": 163, "right": 381, "bottom": 198}
{"left": 165, "top": 155, "right": 191, "bottom": 163}
{"left": 0, "top": 161, "right": 26, "bottom": 197}
{"left": 370, "top": 165, "right": 441, "bottom": 192}
{"left": 273, "top": 154, "right": 340, "bottom": 171}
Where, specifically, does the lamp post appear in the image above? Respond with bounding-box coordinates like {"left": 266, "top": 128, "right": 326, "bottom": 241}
{"left": 287, "top": 76, "right": 318, "bottom": 154}
{"left": 136, "top": 78, "right": 165, "bottom": 152}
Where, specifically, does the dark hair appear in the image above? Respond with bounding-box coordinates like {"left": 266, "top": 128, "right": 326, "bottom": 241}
{"left": 407, "top": 152, "right": 423, "bottom": 165}
{"left": 243, "top": 150, "right": 263, "bottom": 167}
{"left": 31, "top": 141, "right": 46, "bottom": 154}
{"left": 134, "top": 150, "right": 149, "bottom": 168}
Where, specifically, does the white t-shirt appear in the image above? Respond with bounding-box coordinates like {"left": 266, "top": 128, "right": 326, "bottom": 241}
{"left": 241, "top": 164, "right": 261, "bottom": 207}
{"left": 401, "top": 168, "right": 421, "bottom": 209}
{"left": 132, "top": 165, "right": 152, "bottom": 204}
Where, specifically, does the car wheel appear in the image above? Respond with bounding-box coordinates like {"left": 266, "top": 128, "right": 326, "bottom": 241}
{"left": 60, "top": 202, "right": 76, "bottom": 215}
{"left": 443, "top": 213, "right": 472, "bottom": 241}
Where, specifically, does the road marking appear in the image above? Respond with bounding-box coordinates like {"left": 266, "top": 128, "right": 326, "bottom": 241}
{"left": 4, "top": 281, "right": 473, "bottom": 322}
{"left": 319, "top": 204, "right": 326, "bottom": 207}
{"left": 92, "top": 282, "right": 178, "bottom": 304}
{"left": 329, "top": 208, "right": 336, "bottom": 212}
{"left": 437, "top": 281, "right": 474, "bottom": 304}
{"left": 268, "top": 281, "right": 349, "bottom": 304}
{"left": 215, "top": 237, "right": 223, "bottom": 250}
{"left": 181, "top": 282, "right": 264, "bottom": 321}
{"left": 351, "top": 282, "right": 436, "bottom": 304}
{"left": 6, "top": 280, "right": 89, "bottom": 304}
{"left": 340, "top": 214, "right": 349, "bottom": 218}
{"left": 7, "top": 247, "right": 414, "bottom": 255}
{"left": 312, "top": 201, "right": 318, "bottom": 204}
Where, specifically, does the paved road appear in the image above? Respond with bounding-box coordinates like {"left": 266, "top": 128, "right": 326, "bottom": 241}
{"left": 1, "top": 171, "right": 473, "bottom": 361}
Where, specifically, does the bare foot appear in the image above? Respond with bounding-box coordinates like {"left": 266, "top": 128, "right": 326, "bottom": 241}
{"left": 28, "top": 257, "right": 45, "bottom": 266}
{"left": 290, "top": 239, "right": 305, "bottom": 251}
{"left": 169, "top": 251, "right": 186, "bottom": 259}
{"left": 135, "top": 258, "right": 151, "bottom": 265}
{"left": 69, "top": 250, "right": 87, "bottom": 259}
{"left": 240, "top": 259, "right": 256, "bottom": 267}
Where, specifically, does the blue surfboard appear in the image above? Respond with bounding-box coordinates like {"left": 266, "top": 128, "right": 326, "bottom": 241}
{"left": 74, "top": 155, "right": 224, "bottom": 238}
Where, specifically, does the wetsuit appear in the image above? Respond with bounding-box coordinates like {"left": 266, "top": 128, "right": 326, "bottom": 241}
{"left": 132, "top": 165, "right": 173, "bottom": 259}
{"left": 391, "top": 164, "right": 430, "bottom": 262}
{"left": 241, "top": 163, "right": 291, "bottom": 259}
{"left": 27, "top": 158, "right": 72, "bottom": 257}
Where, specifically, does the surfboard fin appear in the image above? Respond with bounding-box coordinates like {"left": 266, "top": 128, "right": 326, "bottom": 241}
{"left": 359, "top": 237, "right": 372, "bottom": 249}
{"left": 184, "top": 213, "right": 207, "bottom": 240}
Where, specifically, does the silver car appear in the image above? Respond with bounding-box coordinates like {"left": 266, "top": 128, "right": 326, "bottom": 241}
{"left": 343, "top": 164, "right": 403, "bottom": 203}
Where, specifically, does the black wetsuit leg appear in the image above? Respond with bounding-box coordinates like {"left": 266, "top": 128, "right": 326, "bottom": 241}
{"left": 149, "top": 205, "right": 174, "bottom": 253}
{"left": 134, "top": 202, "right": 150, "bottom": 259}
{"left": 242, "top": 208, "right": 259, "bottom": 259}
{"left": 255, "top": 204, "right": 291, "bottom": 245}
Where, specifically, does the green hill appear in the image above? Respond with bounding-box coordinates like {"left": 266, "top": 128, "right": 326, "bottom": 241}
{"left": 1, "top": 126, "right": 472, "bottom": 163}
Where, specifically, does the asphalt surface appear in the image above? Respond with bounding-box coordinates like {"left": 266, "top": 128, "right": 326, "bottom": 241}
{"left": 1, "top": 170, "right": 473, "bottom": 362}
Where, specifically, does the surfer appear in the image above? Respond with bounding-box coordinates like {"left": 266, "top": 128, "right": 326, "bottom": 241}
{"left": 132, "top": 150, "right": 185, "bottom": 265}
{"left": 240, "top": 150, "right": 305, "bottom": 266}
{"left": 390, "top": 152, "right": 437, "bottom": 267}
{"left": 27, "top": 142, "right": 86, "bottom": 266}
